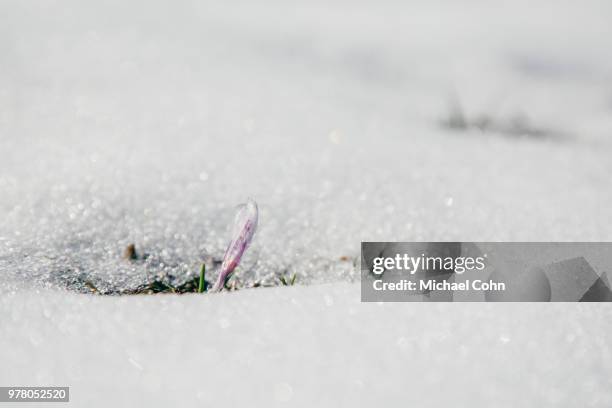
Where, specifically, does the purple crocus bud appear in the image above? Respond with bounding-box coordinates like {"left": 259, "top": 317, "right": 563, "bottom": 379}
{"left": 212, "top": 199, "right": 259, "bottom": 291}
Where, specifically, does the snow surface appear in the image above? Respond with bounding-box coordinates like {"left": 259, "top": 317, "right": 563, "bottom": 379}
{"left": 2, "top": 284, "right": 612, "bottom": 407}
{"left": 1, "top": 0, "right": 612, "bottom": 406}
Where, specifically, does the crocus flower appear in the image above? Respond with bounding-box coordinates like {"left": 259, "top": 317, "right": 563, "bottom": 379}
{"left": 212, "top": 199, "right": 259, "bottom": 291}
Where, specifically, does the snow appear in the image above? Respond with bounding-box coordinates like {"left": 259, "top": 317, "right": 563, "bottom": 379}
{"left": 2, "top": 284, "right": 612, "bottom": 407}
{"left": 1, "top": 0, "right": 612, "bottom": 406}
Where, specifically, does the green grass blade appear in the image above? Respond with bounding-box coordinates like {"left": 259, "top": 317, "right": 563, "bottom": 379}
{"left": 198, "top": 263, "right": 206, "bottom": 293}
